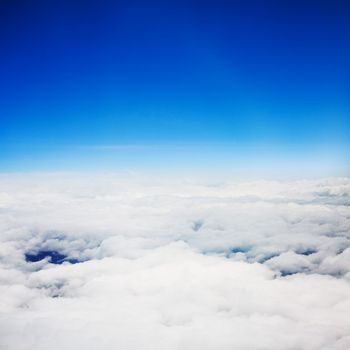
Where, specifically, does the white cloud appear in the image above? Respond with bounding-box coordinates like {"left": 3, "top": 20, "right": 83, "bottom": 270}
{"left": 0, "top": 173, "right": 349, "bottom": 349}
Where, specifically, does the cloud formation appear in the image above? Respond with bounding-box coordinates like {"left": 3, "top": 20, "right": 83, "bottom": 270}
{"left": 0, "top": 173, "right": 350, "bottom": 349}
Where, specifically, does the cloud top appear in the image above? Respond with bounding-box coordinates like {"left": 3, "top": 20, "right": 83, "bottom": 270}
{"left": 0, "top": 174, "right": 349, "bottom": 349}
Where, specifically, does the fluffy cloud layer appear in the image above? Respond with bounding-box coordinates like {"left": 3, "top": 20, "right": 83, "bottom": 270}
{"left": 0, "top": 173, "right": 349, "bottom": 349}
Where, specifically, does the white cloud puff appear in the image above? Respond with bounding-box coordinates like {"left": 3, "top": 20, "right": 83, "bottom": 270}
{"left": 0, "top": 173, "right": 349, "bottom": 349}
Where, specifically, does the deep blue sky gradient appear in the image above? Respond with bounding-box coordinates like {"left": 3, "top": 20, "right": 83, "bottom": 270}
{"left": 1, "top": 0, "right": 349, "bottom": 174}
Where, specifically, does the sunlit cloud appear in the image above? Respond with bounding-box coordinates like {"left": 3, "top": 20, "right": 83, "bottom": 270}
{"left": 0, "top": 174, "right": 349, "bottom": 349}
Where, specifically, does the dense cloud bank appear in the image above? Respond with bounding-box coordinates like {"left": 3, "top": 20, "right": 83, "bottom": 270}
{"left": 0, "top": 174, "right": 350, "bottom": 349}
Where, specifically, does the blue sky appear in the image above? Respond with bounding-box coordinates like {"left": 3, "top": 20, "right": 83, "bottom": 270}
{"left": 1, "top": 0, "right": 349, "bottom": 175}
